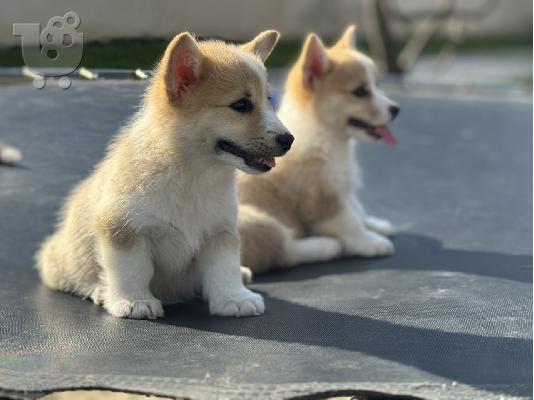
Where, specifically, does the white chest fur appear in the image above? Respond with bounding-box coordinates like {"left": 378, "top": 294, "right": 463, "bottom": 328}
{"left": 279, "top": 97, "right": 362, "bottom": 197}
{"left": 128, "top": 164, "right": 237, "bottom": 300}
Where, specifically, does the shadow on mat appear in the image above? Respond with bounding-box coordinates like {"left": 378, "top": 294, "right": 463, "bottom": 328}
{"left": 255, "top": 233, "right": 532, "bottom": 284}
{"left": 159, "top": 294, "right": 532, "bottom": 396}
{"left": 21, "top": 232, "right": 532, "bottom": 398}
{"left": 158, "top": 233, "right": 532, "bottom": 395}
{"left": 27, "top": 280, "right": 531, "bottom": 398}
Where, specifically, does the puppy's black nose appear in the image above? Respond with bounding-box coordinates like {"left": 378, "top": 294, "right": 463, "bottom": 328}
{"left": 276, "top": 133, "right": 294, "bottom": 150}
{"left": 389, "top": 105, "right": 400, "bottom": 120}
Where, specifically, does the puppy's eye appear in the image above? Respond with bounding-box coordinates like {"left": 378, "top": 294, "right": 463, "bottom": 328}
{"left": 230, "top": 98, "right": 253, "bottom": 113}
{"left": 352, "top": 86, "right": 369, "bottom": 98}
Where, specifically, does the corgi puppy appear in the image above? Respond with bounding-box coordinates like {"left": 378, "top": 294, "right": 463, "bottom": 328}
{"left": 238, "top": 26, "right": 399, "bottom": 274}
{"left": 36, "top": 30, "right": 292, "bottom": 319}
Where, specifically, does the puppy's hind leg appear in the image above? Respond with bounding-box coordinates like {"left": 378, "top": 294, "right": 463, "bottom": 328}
{"left": 36, "top": 231, "right": 100, "bottom": 300}
{"left": 284, "top": 236, "right": 342, "bottom": 267}
{"left": 36, "top": 233, "right": 69, "bottom": 291}
{"left": 239, "top": 204, "right": 342, "bottom": 272}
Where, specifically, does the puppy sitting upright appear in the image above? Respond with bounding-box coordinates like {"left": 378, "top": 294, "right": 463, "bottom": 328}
{"left": 37, "top": 31, "right": 292, "bottom": 318}
{"left": 238, "top": 26, "right": 399, "bottom": 274}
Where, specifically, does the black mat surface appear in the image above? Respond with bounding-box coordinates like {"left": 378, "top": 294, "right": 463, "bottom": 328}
{"left": 0, "top": 82, "right": 531, "bottom": 400}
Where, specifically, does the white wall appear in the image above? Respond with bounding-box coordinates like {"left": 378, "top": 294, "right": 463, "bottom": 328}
{"left": 1, "top": 0, "right": 531, "bottom": 46}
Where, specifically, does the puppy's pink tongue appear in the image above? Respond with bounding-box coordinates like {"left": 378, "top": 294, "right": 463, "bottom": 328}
{"left": 375, "top": 125, "right": 397, "bottom": 146}
{"left": 258, "top": 157, "right": 276, "bottom": 168}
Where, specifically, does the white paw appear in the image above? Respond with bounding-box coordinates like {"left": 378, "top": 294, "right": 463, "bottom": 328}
{"left": 365, "top": 215, "right": 395, "bottom": 237}
{"left": 104, "top": 297, "right": 164, "bottom": 319}
{"left": 344, "top": 231, "right": 395, "bottom": 258}
{"left": 209, "top": 288, "right": 264, "bottom": 317}
{"left": 240, "top": 266, "right": 253, "bottom": 285}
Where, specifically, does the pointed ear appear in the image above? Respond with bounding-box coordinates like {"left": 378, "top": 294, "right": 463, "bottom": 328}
{"left": 334, "top": 24, "right": 357, "bottom": 49}
{"left": 300, "top": 33, "right": 330, "bottom": 90}
{"left": 164, "top": 32, "right": 202, "bottom": 99}
{"left": 241, "top": 30, "right": 280, "bottom": 63}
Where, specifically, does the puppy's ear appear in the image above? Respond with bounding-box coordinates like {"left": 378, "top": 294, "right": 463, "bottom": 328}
{"left": 241, "top": 30, "right": 280, "bottom": 63}
{"left": 300, "top": 33, "right": 330, "bottom": 90}
{"left": 163, "top": 32, "right": 202, "bottom": 100}
{"left": 333, "top": 25, "right": 357, "bottom": 49}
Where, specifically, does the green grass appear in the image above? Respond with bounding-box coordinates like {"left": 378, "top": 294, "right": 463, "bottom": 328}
{"left": 422, "top": 36, "right": 532, "bottom": 55}
{"left": 0, "top": 45, "right": 24, "bottom": 68}
{"left": 511, "top": 75, "right": 533, "bottom": 86}
{"left": 0, "top": 39, "right": 168, "bottom": 69}
{"left": 0, "top": 36, "right": 530, "bottom": 70}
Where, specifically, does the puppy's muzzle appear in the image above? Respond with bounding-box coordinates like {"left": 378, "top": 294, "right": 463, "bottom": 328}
{"left": 389, "top": 105, "right": 400, "bottom": 121}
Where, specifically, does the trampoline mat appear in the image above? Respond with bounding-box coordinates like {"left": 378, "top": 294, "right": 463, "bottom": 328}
{"left": 0, "top": 82, "right": 531, "bottom": 400}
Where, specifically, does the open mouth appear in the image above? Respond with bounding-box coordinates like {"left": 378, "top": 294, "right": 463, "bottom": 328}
{"left": 216, "top": 140, "right": 276, "bottom": 172}
{"left": 348, "top": 118, "right": 396, "bottom": 145}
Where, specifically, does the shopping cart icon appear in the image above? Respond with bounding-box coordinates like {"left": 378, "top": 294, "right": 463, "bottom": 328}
{"left": 13, "top": 11, "right": 83, "bottom": 89}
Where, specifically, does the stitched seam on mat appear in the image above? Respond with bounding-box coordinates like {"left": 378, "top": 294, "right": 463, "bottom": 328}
{"left": 0, "top": 369, "right": 532, "bottom": 399}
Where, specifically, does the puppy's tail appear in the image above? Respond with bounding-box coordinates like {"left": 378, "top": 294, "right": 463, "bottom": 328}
{"left": 0, "top": 144, "right": 22, "bottom": 164}
{"left": 238, "top": 204, "right": 293, "bottom": 274}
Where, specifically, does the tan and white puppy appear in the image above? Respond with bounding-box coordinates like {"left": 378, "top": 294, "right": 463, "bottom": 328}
{"left": 238, "top": 26, "right": 399, "bottom": 274}
{"left": 36, "top": 31, "right": 292, "bottom": 319}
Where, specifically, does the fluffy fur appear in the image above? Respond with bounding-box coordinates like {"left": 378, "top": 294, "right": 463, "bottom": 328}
{"left": 36, "top": 30, "right": 291, "bottom": 319}
{"left": 238, "top": 26, "right": 400, "bottom": 273}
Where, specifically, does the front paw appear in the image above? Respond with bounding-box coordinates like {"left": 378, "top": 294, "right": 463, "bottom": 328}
{"left": 365, "top": 215, "right": 395, "bottom": 237}
{"left": 209, "top": 288, "right": 264, "bottom": 317}
{"left": 343, "top": 231, "right": 395, "bottom": 258}
{"left": 104, "top": 297, "right": 164, "bottom": 319}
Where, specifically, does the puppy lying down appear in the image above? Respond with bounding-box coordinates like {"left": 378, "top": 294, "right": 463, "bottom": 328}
{"left": 238, "top": 26, "right": 400, "bottom": 274}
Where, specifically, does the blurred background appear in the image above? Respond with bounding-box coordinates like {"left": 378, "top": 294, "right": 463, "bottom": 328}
{"left": 0, "top": 0, "right": 531, "bottom": 95}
